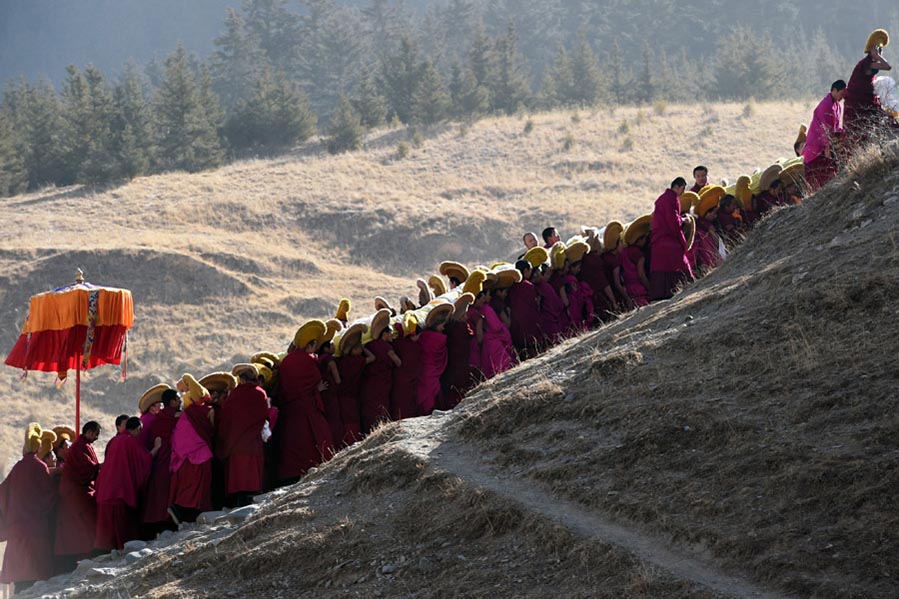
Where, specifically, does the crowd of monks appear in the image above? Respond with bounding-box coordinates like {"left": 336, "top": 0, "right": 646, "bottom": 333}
{"left": 1, "top": 28, "right": 896, "bottom": 595}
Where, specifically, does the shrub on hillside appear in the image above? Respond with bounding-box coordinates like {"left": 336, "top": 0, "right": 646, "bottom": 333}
{"left": 325, "top": 94, "right": 364, "bottom": 155}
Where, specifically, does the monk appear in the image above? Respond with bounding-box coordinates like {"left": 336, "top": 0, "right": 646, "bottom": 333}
{"left": 319, "top": 340, "right": 346, "bottom": 443}
{"left": 621, "top": 234, "right": 651, "bottom": 307}
{"left": 336, "top": 342, "right": 373, "bottom": 447}
{"left": 471, "top": 291, "right": 515, "bottom": 378}
{"left": 105, "top": 414, "right": 129, "bottom": 456}
{"left": 390, "top": 322, "right": 421, "bottom": 420}
{"left": 276, "top": 323, "right": 335, "bottom": 485}
{"left": 360, "top": 316, "right": 401, "bottom": 433}
{"left": 690, "top": 166, "right": 708, "bottom": 193}
{"left": 54, "top": 421, "right": 100, "bottom": 570}
{"left": 507, "top": 261, "right": 543, "bottom": 358}
{"left": 599, "top": 224, "right": 631, "bottom": 310}
{"left": 803, "top": 80, "right": 846, "bottom": 190}
{"left": 95, "top": 417, "right": 158, "bottom": 552}
{"left": 533, "top": 265, "right": 568, "bottom": 344}
{"left": 168, "top": 390, "right": 215, "bottom": 524}
{"left": 695, "top": 200, "right": 723, "bottom": 273}
{"left": 649, "top": 178, "right": 693, "bottom": 301}
{"left": 542, "top": 226, "right": 561, "bottom": 248}
{"left": 0, "top": 424, "right": 57, "bottom": 591}
{"left": 844, "top": 30, "right": 895, "bottom": 151}
{"left": 440, "top": 294, "right": 475, "bottom": 410}
{"left": 418, "top": 306, "right": 451, "bottom": 414}
{"left": 219, "top": 364, "right": 269, "bottom": 503}
{"left": 140, "top": 389, "right": 180, "bottom": 536}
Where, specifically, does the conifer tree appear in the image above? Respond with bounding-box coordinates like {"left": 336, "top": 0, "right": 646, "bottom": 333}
{"left": 5, "top": 79, "right": 66, "bottom": 189}
{"left": 58, "top": 65, "right": 93, "bottom": 185}
{"left": 78, "top": 66, "right": 118, "bottom": 184}
{"left": 412, "top": 59, "right": 450, "bottom": 126}
{"left": 353, "top": 72, "right": 388, "bottom": 129}
{"left": 362, "top": 0, "right": 410, "bottom": 61}
{"left": 468, "top": 25, "right": 495, "bottom": 93}
{"left": 241, "top": 0, "right": 300, "bottom": 73}
{"left": 491, "top": 23, "right": 532, "bottom": 114}
{"left": 539, "top": 45, "right": 575, "bottom": 108}
{"left": 225, "top": 69, "right": 316, "bottom": 149}
{"left": 212, "top": 8, "right": 265, "bottom": 109}
{"left": 380, "top": 35, "right": 422, "bottom": 124}
{"left": 607, "top": 39, "right": 631, "bottom": 105}
{"left": 637, "top": 43, "right": 655, "bottom": 104}
{"left": 449, "top": 63, "right": 488, "bottom": 120}
{"left": 0, "top": 111, "right": 27, "bottom": 197}
{"left": 112, "top": 63, "right": 154, "bottom": 179}
{"left": 325, "top": 93, "right": 364, "bottom": 154}
{"left": 154, "top": 45, "right": 225, "bottom": 172}
{"left": 571, "top": 36, "right": 602, "bottom": 106}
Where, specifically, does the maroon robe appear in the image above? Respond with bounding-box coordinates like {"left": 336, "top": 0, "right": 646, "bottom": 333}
{"left": 579, "top": 252, "right": 614, "bottom": 319}
{"left": 140, "top": 406, "right": 177, "bottom": 525}
{"left": 440, "top": 319, "right": 474, "bottom": 410}
{"left": 169, "top": 402, "right": 214, "bottom": 512}
{"left": 843, "top": 54, "right": 897, "bottom": 144}
{"left": 336, "top": 354, "right": 365, "bottom": 446}
{"left": 417, "top": 329, "right": 447, "bottom": 415}
{"left": 218, "top": 382, "right": 269, "bottom": 493}
{"left": 507, "top": 279, "right": 543, "bottom": 357}
{"left": 650, "top": 189, "right": 692, "bottom": 298}
{"left": 276, "top": 351, "right": 335, "bottom": 481}
{"left": 0, "top": 454, "right": 56, "bottom": 583}
{"left": 319, "top": 354, "right": 345, "bottom": 447}
{"left": 95, "top": 434, "right": 152, "bottom": 551}
{"left": 54, "top": 435, "right": 99, "bottom": 557}
{"left": 360, "top": 339, "right": 394, "bottom": 434}
{"left": 391, "top": 336, "right": 421, "bottom": 420}
{"left": 535, "top": 280, "right": 568, "bottom": 344}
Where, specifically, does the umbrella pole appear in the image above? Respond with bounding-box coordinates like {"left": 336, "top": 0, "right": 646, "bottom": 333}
{"left": 76, "top": 359, "right": 81, "bottom": 433}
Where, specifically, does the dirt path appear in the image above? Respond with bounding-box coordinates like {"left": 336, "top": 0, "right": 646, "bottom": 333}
{"left": 400, "top": 414, "right": 795, "bottom": 599}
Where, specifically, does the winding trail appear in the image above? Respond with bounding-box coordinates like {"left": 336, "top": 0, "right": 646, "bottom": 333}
{"left": 399, "top": 414, "right": 795, "bottom": 599}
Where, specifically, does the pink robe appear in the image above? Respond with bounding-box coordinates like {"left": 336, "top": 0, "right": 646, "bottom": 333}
{"left": 169, "top": 402, "right": 214, "bottom": 512}
{"left": 478, "top": 304, "right": 515, "bottom": 378}
{"left": 535, "top": 280, "right": 568, "bottom": 343}
{"left": 621, "top": 246, "right": 649, "bottom": 306}
{"left": 417, "top": 329, "right": 448, "bottom": 415}
{"left": 695, "top": 220, "right": 722, "bottom": 271}
{"left": 0, "top": 454, "right": 56, "bottom": 583}
{"left": 650, "top": 188, "right": 691, "bottom": 275}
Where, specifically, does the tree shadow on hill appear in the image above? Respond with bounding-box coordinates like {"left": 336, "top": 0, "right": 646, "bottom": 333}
{"left": 4, "top": 180, "right": 130, "bottom": 209}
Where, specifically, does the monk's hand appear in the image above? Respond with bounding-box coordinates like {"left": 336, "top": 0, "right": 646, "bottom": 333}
{"left": 318, "top": 381, "right": 329, "bottom": 391}
{"left": 154, "top": 437, "right": 162, "bottom": 450}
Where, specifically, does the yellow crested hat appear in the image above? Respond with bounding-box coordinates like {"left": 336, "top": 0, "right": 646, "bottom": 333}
{"left": 52, "top": 426, "right": 76, "bottom": 448}
{"left": 231, "top": 363, "right": 260, "bottom": 380}
{"left": 336, "top": 322, "right": 367, "bottom": 357}
{"left": 373, "top": 296, "right": 394, "bottom": 314}
{"left": 697, "top": 185, "right": 726, "bottom": 217}
{"left": 462, "top": 269, "right": 487, "bottom": 296}
{"left": 682, "top": 214, "right": 696, "bottom": 251}
{"left": 565, "top": 239, "right": 590, "bottom": 264}
{"left": 759, "top": 164, "right": 783, "bottom": 192}
{"left": 866, "top": 29, "right": 889, "bottom": 53}
{"left": 317, "top": 319, "right": 343, "bottom": 350}
{"left": 780, "top": 162, "right": 805, "bottom": 188}
{"left": 428, "top": 275, "right": 448, "bottom": 297}
{"left": 294, "top": 319, "right": 327, "bottom": 350}
{"left": 179, "top": 374, "right": 210, "bottom": 410}
{"left": 453, "top": 292, "right": 475, "bottom": 320}
{"left": 199, "top": 371, "right": 238, "bottom": 393}
{"left": 679, "top": 191, "right": 700, "bottom": 213}
{"left": 425, "top": 300, "right": 454, "bottom": 329}
{"left": 549, "top": 241, "right": 567, "bottom": 269}
{"left": 24, "top": 422, "right": 42, "bottom": 454}
{"left": 335, "top": 298, "right": 351, "bottom": 322}
{"left": 492, "top": 265, "right": 523, "bottom": 289}
{"left": 256, "top": 364, "right": 273, "bottom": 385}
{"left": 370, "top": 308, "right": 392, "bottom": 340}
{"left": 399, "top": 296, "right": 417, "bottom": 313}
{"left": 602, "top": 221, "right": 624, "bottom": 251}
{"left": 38, "top": 430, "right": 57, "bottom": 459}
{"left": 439, "top": 261, "right": 470, "bottom": 284}
{"left": 139, "top": 383, "right": 173, "bottom": 414}
{"left": 623, "top": 214, "right": 652, "bottom": 246}
{"left": 401, "top": 311, "right": 419, "bottom": 336}
{"left": 795, "top": 124, "right": 807, "bottom": 146}
{"left": 523, "top": 246, "right": 549, "bottom": 269}
{"left": 734, "top": 175, "right": 752, "bottom": 209}
{"left": 251, "top": 351, "right": 281, "bottom": 368}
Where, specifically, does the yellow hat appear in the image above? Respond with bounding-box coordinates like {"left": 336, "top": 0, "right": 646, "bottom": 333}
{"left": 679, "top": 191, "right": 700, "bottom": 213}
{"left": 697, "top": 185, "right": 726, "bottom": 217}
{"left": 759, "top": 164, "right": 783, "bottom": 192}
{"left": 179, "top": 374, "right": 210, "bottom": 410}
{"left": 251, "top": 351, "right": 281, "bottom": 368}
{"left": 682, "top": 214, "right": 696, "bottom": 251}
{"left": 565, "top": 239, "right": 590, "bottom": 263}
{"left": 425, "top": 300, "right": 454, "bottom": 329}
{"left": 256, "top": 364, "right": 273, "bottom": 385}
{"left": 139, "top": 383, "right": 173, "bottom": 414}
{"left": 866, "top": 29, "right": 889, "bottom": 53}
{"left": 231, "top": 363, "right": 260, "bottom": 380}
{"left": 317, "top": 319, "right": 343, "bottom": 351}
{"left": 401, "top": 311, "right": 419, "bottom": 336}
{"left": 199, "top": 372, "right": 238, "bottom": 393}
{"left": 523, "top": 246, "right": 549, "bottom": 269}
{"left": 427, "top": 275, "right": 447, "bottom": 297}
{"left": 482, "top": 270, "right": 499, "bottom": 290}
{"left": 335, "top": 298, "right": 351, "bottom": 322}
{"left": 582, "top": 228, "right": 601, "bottom": 252}
{"left": 549, "top": 241, "right": 567, "bottom": 269}
{"left": 734, "top": 176, "right": 752, "bottom": 210}
{"left": 337, "top": 322, "right": 367, "bottom": 357}
{"left": 795, "top": 124, "right": 807, "bottom": 146}
{"left": 52, "top": 426, "right": 76, "bottom": 449}
{"left": 374, "top": 296, "right": 394, "bottom": 313}
{"left": 453, "top": 292, "right": 475, "bottom": 320}
{"left": 439, "top": 261, "right": 470, "bottom": 284}
{"left": 24, "top": 423, "right": 42, "bottom": 454}
{"left": 38, "top": 430, "right": 57, "bottom": 459}
{"left": 370, "top": 308, "right": 392, "bottom": 341}
{"left": 780, "top": 162, "right": 805, "bottom": 188}
{"left": 602, "top": 221, "right": 624, "bottom": 251}
{"left": 399, "top": 296, "right": 417, "bottom": 313}
{"left": 623, "top": 214, "right": 652, "bottom": 246}
{"left": 294, "top": 319, "right": 327, "bottom": 350}
{"left": 462, "top": 269, "right": 487, "bottom": 296}
{"left": 492, "top": 265, "right": 523, "bottom": 289}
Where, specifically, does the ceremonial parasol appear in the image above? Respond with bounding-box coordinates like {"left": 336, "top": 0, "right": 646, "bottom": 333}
{"left": 4, "top": 269, "right": 134, "bottom": 431}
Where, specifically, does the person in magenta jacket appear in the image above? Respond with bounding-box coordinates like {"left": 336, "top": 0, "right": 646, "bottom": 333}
{"left": 649, "top": 177, "right": 694, "bottom": 301}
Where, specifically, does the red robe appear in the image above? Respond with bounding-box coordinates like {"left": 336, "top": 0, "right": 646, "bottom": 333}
{"left": 507, "top": 279, "right": 542, "bottom": 356}
{"left": 95, "top": 434, "right": 151, "bottom": 551}
{"left": 276, "top": 351, "right": 335, "bottom": 481}
{"left": 336, "top": 354, "right": 366, "bottom": 446}
{"left": 360, "top": 339, "right": 394, "bottom": 434}
{"left": 477, "top": 305, "right": 515, "bottom": 378}
{"left": 650, "top": 188, "right": 691, "bottom": 275}
{"left": 141, "top": 406, "right": 177, "bottom": 524}
{"left": 440, "top": 319, "right": 474, "bottom": 410}
{"left": 319, "top": 354, "right": 345, "bottom": 446}
{"left": 0, "top": 454, "right": 56, "bottom": 583}
{"left": 169, "top": 402, "right": 214, "bottom": 512}
{"left": 391, "top": 336, "right": 420, "bottom": 420}
{"left": 417, "top": 330, "right": 447, "bottom": 415}
{"left": 218, "top": 382, "right": 269, "bottom": 493}
{"left": 54, "top": 435, "right": 99, "bottom": 557}
{"left": 535, "top": 280, "right": 568, "bottom": 344}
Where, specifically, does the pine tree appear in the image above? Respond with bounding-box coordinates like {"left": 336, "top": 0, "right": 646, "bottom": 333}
{"left": 225, "top": 69, "right": 316, "bottom": 149}
{"left": 571, "top": 36, "right": 602, "bottom": 106}
{"left": 0, "top": 111, "right": 27, "bottom": 197}
{"left": 539, "top": 45, "right": 575, "bottom": 108}
{"left": 353, "top": 72, "right": 387, "bottom": 129}
{"left": 325, "top": 93, "right": 364, "bottom": 154}
{"left": 58, "top": 65, "right": 92, "bottom": 185}
{"left": 241, "top": 0, "right": 300, "bottom": 73}
{"left": 154, "top": 45, "right": 225, "bottom": 172}
{"left": 411, "top": 59, "right": 450, "bottom": 126}
{"left": 78, "top": 66, "right": 118, "bottom": 184}
{"left": 112, "top": 63, "right": 154, "bottom": 179}
{"left": 468, "top": 25, "right": 495, "bottom": 92}
{"left": 362, "top": 0, "right": 411, "bottom": 61}
{"left": 449, "top": 63, "right": 488, "bottom": 120}
{"left": 607, "top": 39, "right": 631, "bottom": 105}
{"left": 491, "top": 23, "right": 532, "bottom": 114}
{"left": 212, "top": 8, "right": 265, "bottom": 109}
{"left": 713, "top": 27, "right": 785, "bottom": 100}
{"left": 5, "top": 79, "right": 66, "bottom": 189}
{"left": 380, "top": 35, "right": 422, "bottom": 124}
{"left": 637, "top": 42, "right": 655, "bottom": 104}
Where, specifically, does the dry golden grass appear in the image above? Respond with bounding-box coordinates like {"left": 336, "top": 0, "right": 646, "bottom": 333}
{"left": 0, "top": 101, "right": 809, "bottom": 476}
